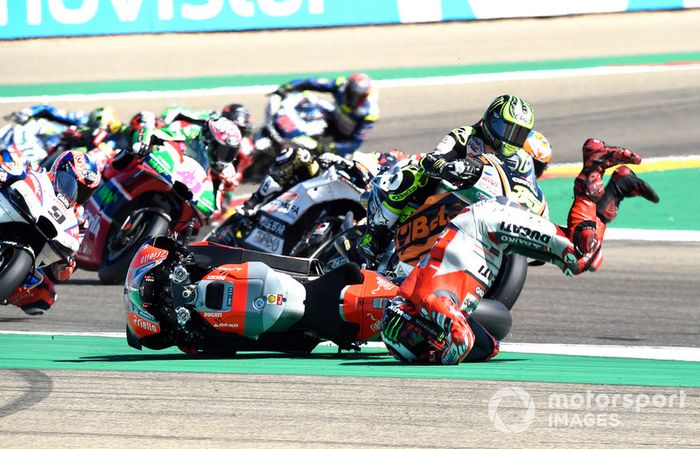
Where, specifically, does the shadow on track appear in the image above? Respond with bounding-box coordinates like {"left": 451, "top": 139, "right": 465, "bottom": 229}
{"left": 55, "top": 351, "right": 390, "bottom": 363}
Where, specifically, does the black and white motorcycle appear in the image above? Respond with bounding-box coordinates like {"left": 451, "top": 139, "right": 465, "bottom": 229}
{"left": 206, "top": 155, "right": 375, "bottom": 258}
{"left": 0, "top": 168, "right": 78, "bottom": 301}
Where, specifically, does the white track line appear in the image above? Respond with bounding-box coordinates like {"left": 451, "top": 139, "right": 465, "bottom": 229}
{"left": 2, "top": 331, "right": 698, "bottom": 362}
{"left": 2, "top": 63, "right": 700, "bottom": 104}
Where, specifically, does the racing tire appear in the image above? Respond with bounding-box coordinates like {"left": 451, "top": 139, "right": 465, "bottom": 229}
{"left": 470, "top": 298, "right": 512, "bottom": 341}
{"left": 0, "top": 245, "right": 34, "bottom": 302}
{"left": 98, "top": 213, "right": 170, "bottom": 285}
{"left": 484, "top": 254, "right": 528, "bottom": 311}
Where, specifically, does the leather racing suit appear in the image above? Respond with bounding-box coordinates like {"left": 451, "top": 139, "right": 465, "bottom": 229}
{"left": 359, "top": 124, "right": 543, "bottom": 264}
{"left": 279, "top": 76, "right": 380, "bottom": 156}
{"left": 381, "top": 139, "right": 659, "bottom": 365}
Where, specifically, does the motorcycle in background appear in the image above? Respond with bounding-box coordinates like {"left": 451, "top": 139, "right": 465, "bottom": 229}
{"left": 206, "top": 157, "right": 373, "bottom": 258}
{"left": 0, "top": 118, "right": 64, "bottom": 167}
{"left": 242, "top": 91, "right": 332, "bottom": 183}
{"left": 76, "top": 140, "right": 217, "bottom": 284}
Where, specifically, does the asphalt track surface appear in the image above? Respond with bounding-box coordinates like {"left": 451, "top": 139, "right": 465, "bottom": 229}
{"left": 1, "top": 10, "right": 700, "bottom": 448}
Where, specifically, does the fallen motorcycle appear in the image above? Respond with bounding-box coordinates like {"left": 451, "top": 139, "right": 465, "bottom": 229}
{"left": 124, "top": 229, "right": 512, "bottom": 355}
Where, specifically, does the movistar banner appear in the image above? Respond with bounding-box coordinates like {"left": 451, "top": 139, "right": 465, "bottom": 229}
{"left": 0, "top": 0, "right": 695, "bottom": 40}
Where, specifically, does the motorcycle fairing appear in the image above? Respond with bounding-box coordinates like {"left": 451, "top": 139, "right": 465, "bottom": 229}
{"left": 395, "top": 192, "right": 468, "bottom": 266}
{"left": 195, "top": 261, "right": 306, "bottom": 338}
{"left": 339, "top": 269, "right": 399, "bottom": 341}
{"left": 245, "top": 167, "right": 362, "bottom": 254}
{"left": 124, "top": 242, "right": 168, "bottom": 341}
{"left": 0, "top": 171, "right": 79, "bottom": 267}
{"left": 146, "top": 144, "right": 216, "bottom": 216}
{"left": 272, "top": 92, "right": 330, "bottom": 140}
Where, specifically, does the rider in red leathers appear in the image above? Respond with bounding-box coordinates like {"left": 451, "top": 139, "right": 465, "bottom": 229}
{"left": 381, "top": 138, "right": 659, "bottom": 364}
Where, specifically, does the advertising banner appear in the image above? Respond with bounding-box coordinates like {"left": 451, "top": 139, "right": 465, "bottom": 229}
{"left": 0, "top": 0, "right": 693, "bottom": 40}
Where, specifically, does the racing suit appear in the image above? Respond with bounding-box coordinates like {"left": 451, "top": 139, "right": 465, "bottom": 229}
{"left": 12, "top": 104, "right": 128, "bottom": 163}
{"left": 383, "top": 196, "right": 587, "bottom": 365}
{"left": 381, "top": 139, "right": 659, "bottom": 365}
{"left": 0, "top": 161, "right": 80, "bottom": 315}
{"left": 359, "top": 125, "right": 542, "bottom": 264}
{"left": 278, "top": 76, "right": 380, "bottom": 156}
{"left": 156, "top": 106, "right": 255, "bottom": 199}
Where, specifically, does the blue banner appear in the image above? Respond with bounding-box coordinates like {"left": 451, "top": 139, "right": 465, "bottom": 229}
{"left": 0, "top": 0, "right": 694, "bottom": 40}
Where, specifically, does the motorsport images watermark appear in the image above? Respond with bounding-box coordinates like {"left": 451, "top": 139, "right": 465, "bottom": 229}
{"left": 487, "top": 387, "right": 687, "bottom": 433}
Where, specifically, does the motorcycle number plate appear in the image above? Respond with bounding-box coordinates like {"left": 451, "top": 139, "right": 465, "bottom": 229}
{"left": 247, "top": 228, "right": 284, "bottom": 254}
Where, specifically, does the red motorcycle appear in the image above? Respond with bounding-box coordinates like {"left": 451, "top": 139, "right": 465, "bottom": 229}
{"left": 76, "top": 140, "right": 217, "bottom": 284}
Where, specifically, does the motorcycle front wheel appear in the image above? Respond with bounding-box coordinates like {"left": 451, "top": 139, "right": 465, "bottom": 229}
{"left": 0, "top": 244, "right": 34, "bottom": 301}
{"left": 98, "top": 212, "right": 170, "bottom": 285}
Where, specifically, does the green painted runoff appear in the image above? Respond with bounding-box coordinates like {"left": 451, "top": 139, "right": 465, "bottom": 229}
{"left": 0, "top": 334, "right": 697, "bottom": 387}
{"left": 541, "top": 168, "right": 700, "bottom": 230}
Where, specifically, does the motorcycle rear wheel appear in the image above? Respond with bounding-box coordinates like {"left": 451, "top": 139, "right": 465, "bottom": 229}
{"left": 484, "top": 254, "right": 528, "bottom": 311}
{"left": 98, "top": 212, "right": 170, "bottom": 285}
{"left": 0, "top": 244, "right": 34, "bottom": 301}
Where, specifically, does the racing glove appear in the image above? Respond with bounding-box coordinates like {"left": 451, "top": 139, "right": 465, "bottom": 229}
{"left": 436, "top": 158, "right": 483, "bottom": 186}
{"left": 49, "top": 255, "right": 76, "bottom": 282}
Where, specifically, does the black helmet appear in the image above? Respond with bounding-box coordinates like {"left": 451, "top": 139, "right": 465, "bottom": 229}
{"left": 201, "top": 117, "right": 242, "bottom": 171}
{"left": 480, "top": 94, "right": 535, "bottom": 157}
{"left": 221, "top": 103, "right": 253, "bottom": 137}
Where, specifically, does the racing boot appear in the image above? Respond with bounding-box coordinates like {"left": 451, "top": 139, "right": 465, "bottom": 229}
{"left": 6, "top": 271, "right": 56, "bottom": 316}
{"left": 576, "top": 138, "right": 643, "bottom": 201}
{"left": 239, "top": 190, "right": 266, "bottom": 218}
{"left": 596, "top": 165, "right": 660, "bottom": 223}
{"left": 239, "top": 174, "right": 283, "bottom": 218}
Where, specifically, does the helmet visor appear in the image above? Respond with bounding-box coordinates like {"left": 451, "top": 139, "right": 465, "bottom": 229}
{"left": 485, "top": 115, "right": 530, "bottom": 149}
{"left": 54, "top": 170, "right": 79, "bottom": 205}
{"left": 210, "top": 141, "right": 238, "bottom": 164}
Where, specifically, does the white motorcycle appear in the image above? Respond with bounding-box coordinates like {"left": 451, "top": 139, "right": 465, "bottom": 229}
{"left": 206, "top": 158, "right": 373, "bottom": 258}
{"left": 0, "top": 168, "right": 79, "bottom": 301}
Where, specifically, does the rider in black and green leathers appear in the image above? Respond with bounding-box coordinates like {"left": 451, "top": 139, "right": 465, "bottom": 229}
{"left": 357, "top": 94, "right": 537, "bottom": 265}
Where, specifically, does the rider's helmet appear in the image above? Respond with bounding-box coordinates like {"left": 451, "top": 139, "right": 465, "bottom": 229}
{"left": 342, "top": 73, "right": 373, "bottom": 111}
{"left": 523, "top": 130, "right": 552, "bottom": 178}
{"left": 201, "top": 117, "right": 242, "bottom": 171}
{"left": 221, "top": 103, "right": 253, "bottom": 137}
{"left": 480, "top": 94, "right": 535, "bottom": 158}
{"left": 129, "top": 111, "right": 155, "bottom": 130}
{"left": 50, "top": 150, "right": 101, "bottom": 205}
{"left": 87, "top": 106, "right": 122, "bottom": 133}
{"left": 381, "top": 297, "right": 447, "bottom": 363}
